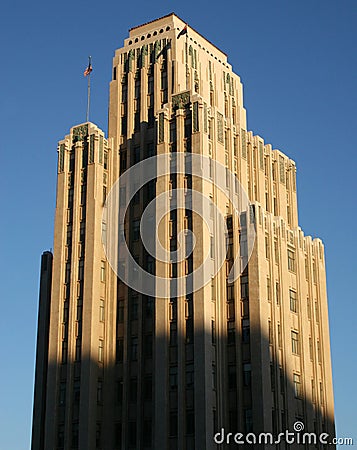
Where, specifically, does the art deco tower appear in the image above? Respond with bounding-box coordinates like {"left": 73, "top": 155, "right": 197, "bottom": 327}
{"left": 32, "top": 13, "right": 335, "bottom": 450}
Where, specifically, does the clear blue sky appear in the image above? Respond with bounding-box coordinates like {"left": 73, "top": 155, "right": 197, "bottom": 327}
{"left": 0, "top": 0, "right": 356, "bottom": 448}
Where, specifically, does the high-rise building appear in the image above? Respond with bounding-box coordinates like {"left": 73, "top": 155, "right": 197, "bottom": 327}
{"left": 32, "top": 13, "right": 335, "bottom": 450}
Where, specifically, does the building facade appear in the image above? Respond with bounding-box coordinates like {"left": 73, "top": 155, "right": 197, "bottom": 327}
{"left": 32, "top": 13, "right": 335, "bottom": 450}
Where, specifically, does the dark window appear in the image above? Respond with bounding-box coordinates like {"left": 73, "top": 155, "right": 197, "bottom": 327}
{"left": 143, "top": 419, "right": 152, "bottom": 446}
{"left": 57, "top": 424, "right": 64, "bottom": 448}
{"left": 117, "top": 300, "right": 124, "bottom": 323}
{"left": 73, "top": 380, "right": 80, "bottom": 404}
{"left": 97, "top": 379, "right": 103, "bottom": 403}
{"left": 116, "top": 339, "right": 124, "bottom": 363}
{"left": 169, "top": 413, "right": 178, "bottom": 437}
{"left": 59, "top": 382, "right": 66, "bottom": 406}
{"left": 128, "top": 422, "right": 136, "bottom": 447}
{"left": 131, "top": 337, "right": 138, "bottom": 360}
{"left": 144, "top": 334, "right": 152, "bottom": 358}
{"left": 72, "top": 422, "right": 79, "bottom": 448}
{"left": 145, "top": 296, "right": 154, "bottom": 318}
{"left": 133, "top": 146, "right": 140, "bottom": 164}
{"left": 228, "top": 365, "right": 236, "bottom": 390}
{"left": 132, "top": 219, "right": 140, "bottom": 241}
{"left": 186, "top": 410, "right": 195, "bottom": 435}
{"left": 243, "top": 363, "right": 251, "bottom": 386}
{"left": 129, "top": 378, "right": 137, "bottom": 402}
{"left": 227, "top": 322, "right": 235, "bottom": 344}
{"left": 143, "top": 376, "right": 152, "bottom": 400}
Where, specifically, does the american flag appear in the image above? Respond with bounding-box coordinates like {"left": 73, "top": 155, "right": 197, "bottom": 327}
{"left": 84, "top": 61, "right": 92, "bottom": 77}
{"left": 177, "top": 24, "right": 188, "bottom": 39}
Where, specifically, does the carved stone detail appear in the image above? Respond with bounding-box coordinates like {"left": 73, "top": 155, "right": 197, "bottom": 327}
{"left": 172, "top": 91, "right": 190, "bottom": 109}
{"left": 72, "top": 124, "right": 88, "bottom": 142}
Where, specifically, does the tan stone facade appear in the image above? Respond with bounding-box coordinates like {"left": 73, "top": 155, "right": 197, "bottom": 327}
{"left": 32, "top": 13, "right": 335, "bottom": 450}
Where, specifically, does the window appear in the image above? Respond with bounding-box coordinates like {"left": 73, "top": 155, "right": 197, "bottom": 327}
{"left": 243, "top": 363, "right": 251, "bottom": 386}
{"left": 97, "top": 379, "right": 103, "bottom": 403}
{"left": 131, "top": 337, "right": 138, "bottom": 360}
{"left": 100, "top": 261, "right": 106, "bottom": 282}
{"left": 133, "top": 146, "right": 140, "bottom": 164}
{"left": 287, "top": 249, "right": 296, "bottom": 272}
{"left": 305, "top": 256, "right": 309, "bottom": 280}
{"left": 244, "top": 409, "right": 253, "bottom": 433}
{"left": 280, "top": 368, "right": 285, "bottom": 394}
{"left": 186, "top": 318, "right": 193, "bottom": 343}
{"left": 186, "top": 410, "right": 195, "bottom": 435}
{"left": 210, "top": 235, "right": 215, "bottom": 259}
{"left": 169, "top": 366, "right": 178, "bottom": 390}
{"left": 129, "top": 378, "right": 137, "bottom": 402}
{"left": 143, "top": 376, "right": 152, "bottom": 400}
{"left": 61, "top": 341, "right": 68, "bottom": 364}
{"left": 132, "top": 219, "right": 140, "bottom": 241}
{"left": 291, "top": 331, "right": 300, "bottom": 355}
{"left": 317, "top": 340, "right": 322, "bottom": 363}
{"left": 211, "top": 320, "right": 216, "bottom": 344}
{"left": 320, "top": 381, "right": 324, "bottom": 404}
{"left": 130, "top": 296, "right": 138, "bottom": 320}
{"left": 72, "top": 422, "right": 79, "bottom": 448}
{"left": 275, "top": 282, "right": 280, "bottom": 305}
{"left": 144, "top": 334, "right": 152, "bottom": 358}
{"left": 148, "top": 108, "right": 155, "bottom": 128}
{"left": 146, "top": 142, "right": 155, "bottom": 157}
{"left": 186, "top": 364, "right": 194, "bottom": 388}
{"left": 128, "top": 422, "right": 136, "bottom": 447}
{"left": 115, "top": 422, "right": 122, "bottom": 447}
{"left": 145, "top": 296, "right": 154, "bottom": 318}
{"left": 270, "top": 364, "right": 275, "bottom": 390}
{"left": 227, "top": 321, "right": 235, "bottom": 344}
{"left": 170, "top": 322, "right": 177, "bottom": 345}
{"left": 98, "top": 339, "right": 104, "bottom": 362}
{"left": 57, "top": 424, "right": 65, "bottom": 448}
{"left": 75, "top": 338, "right": 81, "bottom": 361}
{"left": 116, "top": 380, "right": 123, "bottom": 404}
{"left": 311, "top": 379, "right": 315, "bottom": 402}
{"left": 143, "top": 419, "right": 152, "bottom": 447}
{"left": 289, "top": 289, "right": 297, "bottom": 313}
{"left": 117, "top": 300, "right": 124, "bottom": 323}
{"left": 268, "top": 320, "right": 273, "bottom": 344}
{"left": 265, "top": 236, "right": 269, "bottom": 259}
{"left": 96, "top": 423, "right": 102, "bottom": 448}
{"left": 211, "top": 278, "right": 216, "bottom": 301}
{"left": 307, "top": 297, "right": 311, "bottom": 319}
{"left": 267, "top": 278, "right": 271, "bottom": 302}
{"left": 116, "top": 339, "right": 124, "bottom": 363}
{"left": 104, "top": 150, "right": 108, "bottom": 170}
{"left": 277, "top": 324, "right": 282, "bottom": 348}
{"left": 59, "top": 382, "right": 66, "bottom": 406}
{"left": 73, "top": 380, "right": 80, "bottom": 404}
{"left": 315, "top": 301, "right": 320, "bottom": 323}
{"left": 293, "top": 373, "right": 302, "bottom": 398}
{"left": 240, "top": 275, "right": 249, "bottom": 299}
{"left": 169, "top": 413, "right": 178, "bottom": 437}
{"left": 309, "top": 337, "right": 314, "bottom": 361}
{"left": 99, "top": 299, "right": 105, "bottom": 322}
{"left": 274, "top": 240, "right": 279, "bottom": 263}
{"left": 242, "top": 319, "right": 250, "bottom": 343}
{"left": 134, "top": 111, "right": 140, "bottom": 131}
{"left": 228, "top": 365, "right": 237, "bottom": 390}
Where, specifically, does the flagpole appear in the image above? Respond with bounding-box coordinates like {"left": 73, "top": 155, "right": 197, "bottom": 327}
{"left": 185, "top": 27, "right": 189, "bottom": 90}
{"left": 86, "top": 56, "right": 92, "bottom": 122}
